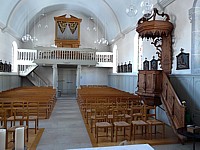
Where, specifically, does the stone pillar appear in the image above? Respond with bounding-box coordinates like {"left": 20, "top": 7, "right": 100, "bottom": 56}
{"left": 52, "top": 64, "right": 58, "bottom": 90}
{"left": 190, "top": 6, "right": 200, "bottom": 74}
{"left": 76, "top": 65, "right": 81, "bottom": 89}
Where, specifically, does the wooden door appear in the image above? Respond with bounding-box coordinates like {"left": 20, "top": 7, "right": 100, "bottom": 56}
{"left": 58, "top": 68, "right": 76, "bottom": 95}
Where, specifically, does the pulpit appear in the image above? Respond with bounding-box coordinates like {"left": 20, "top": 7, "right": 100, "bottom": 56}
{"left": 137, "top": 70, "right": 162, "bottom": 106}
{"left": 136, "top": 8, "right": 174, "bottom": 106}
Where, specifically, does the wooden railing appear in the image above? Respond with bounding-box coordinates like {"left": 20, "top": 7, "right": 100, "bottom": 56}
{"left": 161, "top": 72, "right": 185, "bottom": 129}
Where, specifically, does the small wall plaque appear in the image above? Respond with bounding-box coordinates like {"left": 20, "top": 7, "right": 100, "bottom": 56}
{"left": 176, "top": 48, "right": 189, "bottom": 70}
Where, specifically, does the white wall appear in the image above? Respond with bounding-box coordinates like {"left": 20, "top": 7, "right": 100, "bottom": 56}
{"left": 165, "top": 0, "right": 193, "bottom": 74}
{"left": 112, "top": 30, "right": 139, "bottom": 74}
{"left": 0, "top": 31, "right": 22, "bottom": 65}
{"left": 22, "top": 10, "right": 110, "bottom": 52}
{"left": 80, "top": 67, "right": 109, "bottom": 85}
{"left": 0, "top": 28, "right": 22, "bottom": 91}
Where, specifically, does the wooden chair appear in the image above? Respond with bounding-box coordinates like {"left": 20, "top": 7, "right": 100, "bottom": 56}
{"left": 85, "top": 98, "right": 96, "bottom": 124}
{"left": 90, "top": 103, "right": 105, "bottom": 133}
{"left": 130, "top": 104, "right": 144, "bottom": 121}
{"left": 94, "top": 105, "right": 113, "bottom": 143}
{"left": 144, "top": 105, "right": 165, "bottom": 139}
{"left": 116, "top": 102, "right": 132, "bottom": 123}
{"left": 38, "top": 102, "right": 50, "bottom": 119}
{"left": 6, "top": 102, "right": 25, "bottom": 127}
{"left": 26, "top": 102, "right": 39, "bottom": 134}
{"left": 131, "top": 120, "right": 149, "bottom": 140}
{"left": 0, "top": 109, "right": 7, "bottom": 129}
{"left": 113, "top": 105, "right": 131, "bottom": 142}
{"left": 6, "top": 108, "right": 29, "bottom": 149}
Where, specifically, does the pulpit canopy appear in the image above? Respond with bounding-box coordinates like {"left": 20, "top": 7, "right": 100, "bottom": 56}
{"left": 136, "top": 8, "right": 174, "bottom": 74}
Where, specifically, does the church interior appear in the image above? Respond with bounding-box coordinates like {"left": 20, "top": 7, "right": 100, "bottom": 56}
{"left": 0, "top": 0, "right": 200, "bottom": 150}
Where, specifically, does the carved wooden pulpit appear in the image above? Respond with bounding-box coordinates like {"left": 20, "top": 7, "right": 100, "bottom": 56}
{"left": 136, "top": 8, "right": 174, "bottom": 106}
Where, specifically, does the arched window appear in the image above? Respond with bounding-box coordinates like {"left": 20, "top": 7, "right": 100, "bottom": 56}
{"left": 12, "top": 41, "right": 18, "bottom": 72}
{"left": 112, "top": 44, "right": 118, "bottom": 73}
{"left": 135, "top": 32, "right": 143, "bottom": 71}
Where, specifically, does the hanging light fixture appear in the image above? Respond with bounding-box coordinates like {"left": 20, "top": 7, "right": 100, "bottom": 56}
{"left": 44, "top": 8, "right": 48, "bottom": 29}
{"left": 22, "top": 10, "right": 32, "bottom": 42}
{"left": 94, "top": 17, "right": 101, "bottom": 44}
{"left": 31, "top": 16, "right": 38, "bottom": 42}
{"left": 101, "top": 19, "right": 108, "bottom": 46}
{"left": 126, "top": 0, "right": 138, "bottom": 17}
{"left": 86, "top": 17, "right": 91, "bottom": 31}
{"left": 141, "top": 0, "right": 153, "bottom": 19}
{"left": 38, "top": 13, "right": 42, "bottom": 28}
{"left": 45, "top": 16, "right": 48, "bottom": 29}
{"left": 96, "top": 16, "right": 109, "bottom": 46}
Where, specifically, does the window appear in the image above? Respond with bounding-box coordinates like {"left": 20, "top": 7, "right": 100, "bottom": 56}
{"left": 12, "top": 41, "right": 18, "bottom": 72}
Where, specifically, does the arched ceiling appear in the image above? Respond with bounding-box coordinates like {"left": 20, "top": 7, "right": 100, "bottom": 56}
{"left": 0, "top": 0, "right": 173, "bottom": 43}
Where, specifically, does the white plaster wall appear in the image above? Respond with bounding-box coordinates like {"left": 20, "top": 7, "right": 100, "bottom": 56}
{"left": 0, "top": 31, "right": 22, "bottom": 64}
{"left": 23, "top": 10, "right": 110, "bottom": 52}
{"left": 112, "top": 30, "right": 139, "bottom": 74}
{"left": 165, "top": 0, "right": 193, "bottom": 74}
{"left": 0, "top": 30, "right": 22, "bottom": 91}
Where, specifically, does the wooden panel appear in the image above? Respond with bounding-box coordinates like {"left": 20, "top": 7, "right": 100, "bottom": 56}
{"left": 0, "top": 74, "right": 21, "bottom": 92}
{"left": 108, "top": 74, "right": 138, "bottom": 93}
{"left": 137, "top": 70, "right": 162, "bottom": 96}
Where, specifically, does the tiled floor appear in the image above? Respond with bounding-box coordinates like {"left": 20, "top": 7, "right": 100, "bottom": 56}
{"left": 37, "top": 95, "right": 200, "bottom": 150}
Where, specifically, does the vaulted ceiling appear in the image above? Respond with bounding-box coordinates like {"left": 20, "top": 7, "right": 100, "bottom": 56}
{"left": 0, "top": 0, "right": 174, "bottom": 43}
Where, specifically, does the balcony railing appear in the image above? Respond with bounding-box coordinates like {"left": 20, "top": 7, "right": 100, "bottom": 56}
{"left": 17, "top": 47, "right": 114, "bottom": 75}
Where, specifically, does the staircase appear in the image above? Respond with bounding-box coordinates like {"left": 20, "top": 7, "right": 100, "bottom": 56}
{"left": 27, "top": 71, "right": 50, "bottom": 87}
{"left": 160, "top": 72, "right": 185, "bottom": 141}
{"left": 137, "top": 70, "right": 186, "bottom": 142}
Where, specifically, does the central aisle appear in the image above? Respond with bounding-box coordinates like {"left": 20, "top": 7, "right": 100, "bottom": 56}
{"left": 37, "top": 96, "right": 92, "bottom": 150}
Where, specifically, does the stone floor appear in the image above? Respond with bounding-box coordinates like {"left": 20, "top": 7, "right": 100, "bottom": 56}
{"left": 37, "top": 96, "right": 92, "bottom": 150}
{"left": 37, "top": 95, "right": 200, "bottom": 150}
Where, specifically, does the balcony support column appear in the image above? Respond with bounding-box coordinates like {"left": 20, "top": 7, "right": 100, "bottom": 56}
{"left": 52, "top": 64, "right": 58, "bottom": 90}
{"left": 76, "top": 65, "right": 81, "bottom": 89}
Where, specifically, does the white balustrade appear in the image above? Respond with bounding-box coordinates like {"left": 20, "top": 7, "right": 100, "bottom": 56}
{"left": 36, "top": 48, "right": 97, "bottom": 61}
{"left": 17, "top": 49, "right": 37, "bottom": 61}
{"left": 16, "top": 48, "right": 113, "bottom": 74}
